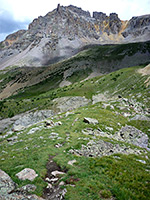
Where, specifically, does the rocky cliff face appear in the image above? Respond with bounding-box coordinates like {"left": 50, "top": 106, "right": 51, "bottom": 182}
{"left": 0, "top": 4, "right": 150, "bottom": 69}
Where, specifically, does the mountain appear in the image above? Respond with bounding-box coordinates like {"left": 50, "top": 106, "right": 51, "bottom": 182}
{"left": 0, "top": 4, "right": 150, "bottom": 69}
{"left": 0, "top": 5, "right": 150, "bottom": 200}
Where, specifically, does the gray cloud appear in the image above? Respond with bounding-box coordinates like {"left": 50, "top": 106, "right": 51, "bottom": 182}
{"left": 0, "top": 10, "right": 30, "bottom": 41}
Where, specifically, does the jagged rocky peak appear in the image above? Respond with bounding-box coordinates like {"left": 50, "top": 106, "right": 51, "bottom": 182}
{"left": 67, "top": 5, "right": 91, "bottom": 18}
{"left": 109, "top": 13, "right": 122, "bottom": 34}
{"left": 122, "top": 14, "right": 150, "bottom": 38}
{"left": 109, "top": 13, "right": 120, "bottom": 20}
{"left": 129, "top": 14, "right": 150, "bottom": 29}
{"left": 93, "top": 12, "right": 107, "bottom": 21}
{"left": 4, "top": 30, "right": 26, "bottom": 47}
{"left": 0, "top": 4, "right": 150, "bottom": 69}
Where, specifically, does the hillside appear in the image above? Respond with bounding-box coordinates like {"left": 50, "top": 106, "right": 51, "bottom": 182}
{"left": 0, "top": 62, "right": 150, "bottom": 199}
{"left": 0, "top": 41, "right": 150, "bottom": 100}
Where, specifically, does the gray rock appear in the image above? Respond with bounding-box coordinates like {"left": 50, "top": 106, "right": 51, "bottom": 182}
{"left": 55, "top": 121, "right": 62, "bottom": 126}
{"left": 46, "top": 183, "right": 53, "bottom": 189}
{"left": 13, "top": 125, "right": 25, "bottom": 132}
{"left": 15, "top": 184, "right": 36, "bottom": 193}
{"left": 136, "top": 159, "right": 146, "bottom": 164}
{"left": 67, "top": 159, "right": 77, "bottom": 166}
{"left": 83, "top": 117, "right": 99, "bottom": 125}
{"left": 7, "top": 136, "right": 18, "bottom": 142}
{"left": 53, "top": 96, "right": 90, "bottom": 113}
{"left": 0, "top": 170, "right": 44, "bottom": 200}
{"left": 69, "top": 139, "right": 146, "bottom": 158}
{"left": 27, "top": 127, "right": 40, "bottom": 135}
{"left": 114, "top": 125, "right": 149, "bottom": 149}
{"left": 16, "top": 168, "right": 38, "bottom": 181}
{"left": 130, "top": 114, "right": 150, "bottom": 121}
{"left": 0, "top": 169, "right": 16, "bottom": 195}
{"left": 68, "top": 5, "right": 91, "bottom": 18}
{"left": 45, "top": 119, "right": 55, "bottom": 126}
{"left": 93, "top": 12, "right": 107, "bottom": 21}
{"left": 122, "top": 15, "right": 150, "bottom": 39}
{"left": 82, "top": 128, "right": 94, "bottom": 135}
{"left": 59, "top": 181, "right": 65, "bottom": 186}
{"left": 14, "top": 110, "right": 54, "bottom": 127}
{"left": 50, "top": 178, "right": 59, "bottom": 183}
{"left": 0, "top": 110, "right": 54, "bottom": 134}
{"left": 92, "top": 93, "right": 108, "bottom": 104}
{"left": 0, "top": 193, "right": 44, "bottom": 200}
{"left": 0, "top": 4, "right": 150, "bottom": 70}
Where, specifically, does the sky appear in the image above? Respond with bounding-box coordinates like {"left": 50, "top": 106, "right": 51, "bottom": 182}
{"left": 0, "top": 0, "right": 150, "bottom": 41}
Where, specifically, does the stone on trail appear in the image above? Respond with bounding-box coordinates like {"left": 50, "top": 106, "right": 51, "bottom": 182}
{"left": 51, "top": 170, "right": 65, "bottom": 176}
{"left": 68, "top": 159, "right": 77, "bottom": 166}
{"left": 16, "top": 168, "right": 38, "bottom": 181}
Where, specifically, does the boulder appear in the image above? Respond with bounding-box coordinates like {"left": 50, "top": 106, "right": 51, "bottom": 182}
{"left": 0, "top": 169, "right": 16, "bottom": 195}
{"left": 16, "top": 168, "right": 38, "bottom": 181}
{"left": 83, "top": 117, "right": 99, "bottom": 125}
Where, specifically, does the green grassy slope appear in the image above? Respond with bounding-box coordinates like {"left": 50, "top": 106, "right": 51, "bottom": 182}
{"left": 0, "top": 94, "right": 150, "bottom": 199}
{"left": 0, "top": 41, "right": 150, "bottom": 101}
{"left": 0, "top": 65, "right": 149, "bottom": 119}
{"left": 0, "top": 42, "right": 150, "bottom": 200}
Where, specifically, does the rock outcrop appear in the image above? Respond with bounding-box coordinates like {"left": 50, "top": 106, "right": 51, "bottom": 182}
{"left": 69, "top": 139, "right": 146, "bottom": 158}
{"left": 0, "top": 169, "right": 43, "bottom": 200}
{"left": 53, "top": 96, "right": 91, "bottom": 112}
{"left": 122, "top": 15, "right": 150, "bottom": 40}
{"left": 0, "top": 110, "right": 54, "bottom": 134}
{"left": 0, "top": 5, "right": 150, "bottom": 69}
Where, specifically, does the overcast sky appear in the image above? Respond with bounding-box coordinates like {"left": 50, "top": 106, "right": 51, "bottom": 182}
{"left": 0, "top": 0, "right": 150, "bottom": 41}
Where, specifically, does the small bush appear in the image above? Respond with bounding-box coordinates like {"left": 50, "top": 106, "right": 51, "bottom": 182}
{"left": 100, "top": 189, "right": 112, "bottom": 198}
{"left": 8, "top": 110, "right": 14, "bottom": 118}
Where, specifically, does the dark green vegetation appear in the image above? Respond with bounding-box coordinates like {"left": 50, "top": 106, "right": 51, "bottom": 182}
{"left": 0, "top": 41, "right": 150, "bottom": 101}
{"left": 0, "top": 42, "right": 4, "bottom": 49}
{"left": 0, "top": 65, "right": 149, "bottom": 119}
{"left": 0, "top": 41, "right": 150, "bottom": 200}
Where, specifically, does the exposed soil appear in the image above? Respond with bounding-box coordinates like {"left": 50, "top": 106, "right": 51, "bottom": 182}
{"left": 42, "top": 155, "right": 67, "bottom": 200}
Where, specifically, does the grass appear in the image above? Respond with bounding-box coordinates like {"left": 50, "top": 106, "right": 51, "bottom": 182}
{"left": 0, "top": 41, "right": 150, "bottom": 199}
{"left": 0, "top": 103, "right": 149, "bottom": 199}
